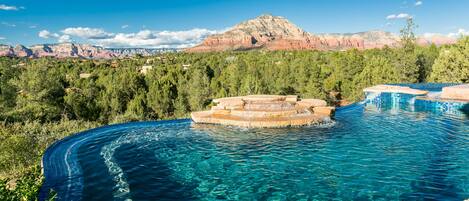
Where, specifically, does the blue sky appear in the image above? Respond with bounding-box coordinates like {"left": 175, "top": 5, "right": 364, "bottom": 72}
{"left": 0, "top": 0, "right": 468, "bottom": 48}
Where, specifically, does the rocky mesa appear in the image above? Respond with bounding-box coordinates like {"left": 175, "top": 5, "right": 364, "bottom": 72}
{"left": 186, "top": 14, "right": 456, "bottom": 52}
{"left": 0, "top": 43, "right": 117, "bottom": 59}
{"left": 0, "top": 43, "right": 178, "bottom": 59}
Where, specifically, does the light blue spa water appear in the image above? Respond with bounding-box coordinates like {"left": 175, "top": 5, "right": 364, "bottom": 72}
{"left": 41, "top": 84, "right": 469, "bottom": 201}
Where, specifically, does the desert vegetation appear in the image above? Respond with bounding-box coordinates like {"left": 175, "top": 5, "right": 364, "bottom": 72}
{"left": 1, "top": 23, "right": 468, "bottom": 199}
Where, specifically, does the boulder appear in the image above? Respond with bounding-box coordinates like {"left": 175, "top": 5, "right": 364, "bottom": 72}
{"left": 285, "top": 95, "right": 298, "bottom": 102}
{"left": 313, "top": 107, "right": 336, "bottom": 116}
{"left": 213, "top": 97, "right": 245, "bottom": 109}
{"left": 297, "top": 99, "right": 327, "bottom": 108}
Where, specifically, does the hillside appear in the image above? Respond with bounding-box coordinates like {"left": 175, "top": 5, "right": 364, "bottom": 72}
{"left": 187, "top": 14, "right": 455, "bottom": 52}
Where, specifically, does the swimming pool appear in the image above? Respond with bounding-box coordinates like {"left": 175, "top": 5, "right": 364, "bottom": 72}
{"left": 40, "top": 84, "right": 469, "bottom": 201}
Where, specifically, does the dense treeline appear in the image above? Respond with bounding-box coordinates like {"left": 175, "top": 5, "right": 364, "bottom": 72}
{"left": 1, "top": 31, "right": 468, "bottom": 199}
{"left": 0, "top": 46, "right": 443, "bottom": 123}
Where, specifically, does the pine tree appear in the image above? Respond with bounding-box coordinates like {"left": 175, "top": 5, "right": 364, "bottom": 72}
{"left": 430, "top": 37, "right": 469, "bottom": 83}
{"left": 187, "top": 68, "right": 211, "bottom": 111}
{"left": 397, "top": 18, "right": 419, "bottom": 83}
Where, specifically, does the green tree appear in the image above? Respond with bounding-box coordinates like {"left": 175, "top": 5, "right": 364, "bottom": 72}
{"left": 97, "top": 68, "right": 146, "bottom": 122}
{"left": 64, "top": 77, "right": 101, "bottom": 121}
{"left": 146, "top": 68, "right": 177, "bottom": 119}
{"left": 304, "top": 65, "right": 327, "bottom": 100}
{"left": 187, "top": 67, "right": 210, "bottom": 111}
{"left": 10, "top": 65, "right": 65, "bottom": 122}
{"left": 351, "top": 55, "right": 399, "bottom": 100}
{"left": 429, "top": 37, "right": 469, "bottom": 83}
{"left": 416, "top": 44, "right": 439, "bottom": 82}
{"left": 124, "top": 90, "right": 148, "bottom": 120}
{"left": 396, "top": 18, "right": 419, "bottom": 82}
{"left": 0, "top": 58, "right": 19, "bottom": 115}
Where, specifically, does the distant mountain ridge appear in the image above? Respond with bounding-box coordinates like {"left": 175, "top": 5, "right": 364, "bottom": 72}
{"left": 0, "top": 43, "right": 179, "bottom": 59}
{"left": 106, "top": 48, "right": 180, "bottom": 57}
{"left": 187, "top": 14, "right": 456, "bottom": 52}
{"left": 0, "top": 14, "right": 458, "bottom": 58}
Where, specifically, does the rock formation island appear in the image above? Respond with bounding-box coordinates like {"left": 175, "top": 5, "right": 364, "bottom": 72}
{"left": 191, "top": 95, "right": 335, "bottom": 128}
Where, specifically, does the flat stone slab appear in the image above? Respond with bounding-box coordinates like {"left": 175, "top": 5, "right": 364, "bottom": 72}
{"left": 297, "top": 99, "right": 327, "bottom": 108}
{"left": 441, "top": 84, "right": 469, "bottom": 101}
{"left": 212, "top": 96, "right": 244, "bottom": 104}
{"left": 363, "top": 85, "right": 428, "bottom": 95}
{"left": 242, "top": 95, "right": 287, "bottom": 102}
{"left": 230, "top": 108, "right": 300, "bottom": 118}
{"left": 243, "top": 101, "right": 295, "bottom": 110}
{"left": 191, "top": 111, "right": 330, "bottom": 128}
{"left": 192, "top": 94, "right": 334, "bottom": 128}
{"left": 313, "top": 106, "right": 336, "bottom": 116}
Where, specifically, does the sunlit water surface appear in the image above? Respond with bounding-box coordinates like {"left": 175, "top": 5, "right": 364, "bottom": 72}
{"left": 41, "top": 96, "right": 469, "bottom": 201}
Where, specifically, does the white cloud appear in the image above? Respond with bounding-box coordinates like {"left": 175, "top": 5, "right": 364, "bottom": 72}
{"left": 121, "top": 25, "right": 129, "bottom": 29}
{"left": 447, "top": 28, "right": 469, "bottom": 38}
{"left": 0, "top": 36, "right": 6, "bottom": 40}
{"left": 62, "top": 27, "right": 114, "bottom": 39}
{"left": 29, "top": 25, "right": 37, "bottom": 29}
{"left": 415, "top": 1, "right": 423, "bottom": 6}
{"left": 38, "top": 30, "right": 50, "bottom": 38}
{"left": 386, "top": 13, "right": 412, "bottom": 20}
{"left": 38, "top": 30, "right": 72, "bottom": 43}
{"left": 37, "top": 27, "right": 220, "bottom": 48}
{"left": 93, "top": 28, "right": 219, "bottom": 48}
{"left": 38, "top": 30, "right": 60, "bottom": 39}
{"left": 420, "top": 29, "right": 468, "bottom": 40}
{"left": 58, "top": 35, "right": 71, "bottom": 43}
{"left": 422, "top": 33, "right": 438, "bottom": 39}
{"left": 1, "top": 22, "right": 16, "bottom": 27}
{"left": 0, "top": 4, "right": 20, "bottom": 11}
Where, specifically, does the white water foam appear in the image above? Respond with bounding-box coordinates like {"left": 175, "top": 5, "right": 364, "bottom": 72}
{"left": 100, "top": 130, "right": 161, "bottom": 201}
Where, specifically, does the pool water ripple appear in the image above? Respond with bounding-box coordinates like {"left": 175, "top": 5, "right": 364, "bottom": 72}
{"left": 40, "top": 97, "right": 469, "bottom": 200}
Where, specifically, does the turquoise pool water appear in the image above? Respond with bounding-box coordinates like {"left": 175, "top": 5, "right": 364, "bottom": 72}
{"left": 41, "top": 85, "right": 469, "bottom": 201}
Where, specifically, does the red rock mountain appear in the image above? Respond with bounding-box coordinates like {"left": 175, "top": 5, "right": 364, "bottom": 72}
{"left": 0, "top": 43, "right": 178, "bottom": 59}
{"left": 0, "top": 14, "right": 458, "bottom": 58}
{"left": 187, "top": 14, "right": 456, "bottom": 52}
{"left": 0, "top": 43, "right": 117, "bottom": 59}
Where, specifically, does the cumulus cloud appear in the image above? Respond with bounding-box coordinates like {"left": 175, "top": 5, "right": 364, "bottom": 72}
{"left": 58, "top": 35, "right": 71, "bottom": 43}
{"left": 38, "top": 30, "right": 59, "bottom": 38}
{"left": 38, "top": 30, "right": 50, "bottom": 38}
{"left": 415, "top": 1, "right": 423, "bottom": 6}
{"left": 0, "top": 4, "right": 20, "bottom": 11}
{"left": 0, "top": 36, "right": 6, "bottom": 40}
{"left": 121, "top": 25, "right": 129, "bottom": 29}
{"left": 421, "top": 33, "right": 438, "bottom": 39}
{"left": 447, "top": 28, "right": 469, "bottom": 38}
{"left": 38, "top": 30, "right": 73, "bottom": 42}
{"left": 94, "top": 28, "right": 218, "bottom": 48}
{"left": 386, "top": 13, "right": 412, "bottom": 20}
{"left": 38, "top": 27, "right": 220, "bottom": 48}
{"left": 420, "top": 29, "right": 468, "bottom": 40}
{"left": 62, "top": 27, "right": 114, "bottom": 39}
{"left": 1, "top": 22, "right": 16, "bottom": 27}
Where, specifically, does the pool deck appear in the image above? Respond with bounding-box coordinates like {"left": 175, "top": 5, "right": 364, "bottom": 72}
{"left": 363, "top": 85, "right": 429, "bottom": 95}
{"left": 364, "top": 84, "right": 469, "bottom": 103}
{"left": 441, "top": 84, "right": 469, "bottom": 101}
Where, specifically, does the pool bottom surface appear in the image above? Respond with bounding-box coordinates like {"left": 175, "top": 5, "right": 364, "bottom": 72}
{"left": 41, "top": 102, "right": 469, "bottom": 201}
